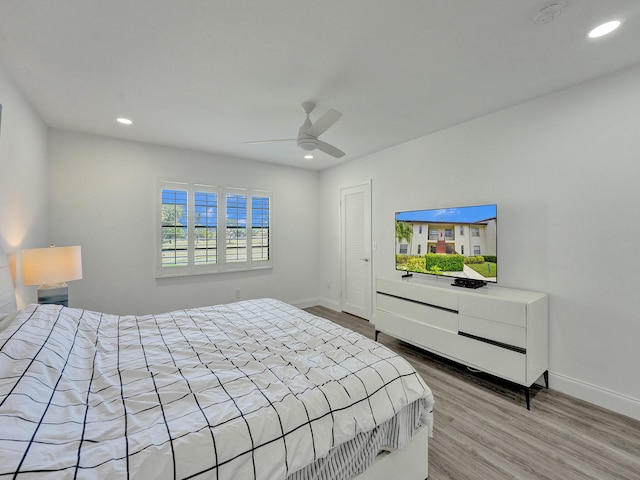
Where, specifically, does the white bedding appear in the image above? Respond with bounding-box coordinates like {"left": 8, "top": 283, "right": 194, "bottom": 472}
{"left": 0, "top": 311, "right": 17, "bottom": 333}
{"left": 0, "top": 298, "right": 433, "bottom": 479}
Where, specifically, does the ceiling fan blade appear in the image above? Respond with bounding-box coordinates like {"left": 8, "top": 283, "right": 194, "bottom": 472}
{"left": 316, "top": 140, "right": 345, "bottom": 158}
{"left": 244, "top": 138, "right": 296, "bottom": 144}
{"left": 307, "top": 109, "right": 342, "bottom": 137}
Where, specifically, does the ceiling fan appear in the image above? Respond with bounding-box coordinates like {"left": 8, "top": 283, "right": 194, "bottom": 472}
{"left": 246, "top": 102, "right": 345, "bottom": 158}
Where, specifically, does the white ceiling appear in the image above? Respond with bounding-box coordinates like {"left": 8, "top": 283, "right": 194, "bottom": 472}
{"left": 1, "top": 0, "right": 639, "bottom": 170}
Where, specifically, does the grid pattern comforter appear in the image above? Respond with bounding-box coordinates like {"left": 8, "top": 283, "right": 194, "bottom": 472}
{"left": 0, "top": 298, "right": 433, "bottom": 479}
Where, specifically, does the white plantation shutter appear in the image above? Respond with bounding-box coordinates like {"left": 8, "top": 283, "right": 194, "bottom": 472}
{"left": 194, "top": 188, "right": 218, "bottom": 265}
{"left": 160, "top": 183, "right": 189, "bottom": 271}
{"left": 225, "top": 192, "right": 247, "bottom": 263}
{"left": 158, "top": 182, "right": 271, "bottom": 277}
{"left": 251, "top": 195, "right": 270, "bottom": 261}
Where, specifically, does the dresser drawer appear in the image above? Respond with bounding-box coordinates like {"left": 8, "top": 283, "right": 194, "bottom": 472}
{"left": 377, "top": 293, "right": 458, "bottom": 332}
{"left": 458, "top": 315, "right": 526, "bottom": 350}
{"left": 459, "top": 295, "right": 526, "bottom": 327}
{"left": 457, "top": 334, "right": 526, "bottom": 384}
{"left": 376, "top": 277, "right": 458, "bottom": 311}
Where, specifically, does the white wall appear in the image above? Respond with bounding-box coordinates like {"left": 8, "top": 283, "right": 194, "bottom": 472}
{"left": 47, "top": 130, "right": 320, "bottom": 315}
{"left": 0, "top": 63, "right": 49, "bottom": 307}
{"left": 319, "top": 63, "right": 640, "bottom": 420}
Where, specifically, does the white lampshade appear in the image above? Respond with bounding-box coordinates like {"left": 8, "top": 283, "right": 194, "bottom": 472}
{"left": 22, "top": 245, "right": 83, "bottom": 286}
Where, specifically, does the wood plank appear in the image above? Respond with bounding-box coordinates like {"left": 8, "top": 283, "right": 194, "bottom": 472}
{"left": 305, "top": 305, "right": 640, "bottom": 480}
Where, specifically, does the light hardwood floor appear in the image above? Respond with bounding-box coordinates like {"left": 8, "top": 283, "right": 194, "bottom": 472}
{"left": 305, "top": 305, "right": 640, "bottom": 480}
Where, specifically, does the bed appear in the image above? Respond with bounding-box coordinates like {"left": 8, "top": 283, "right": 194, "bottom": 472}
{"left": 0, "top": 250, "right": 433, "bottom": 479}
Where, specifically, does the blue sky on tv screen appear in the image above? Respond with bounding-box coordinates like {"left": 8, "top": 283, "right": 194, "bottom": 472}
{"left": 396, "top": 204, "right": 496, "bottom": 223}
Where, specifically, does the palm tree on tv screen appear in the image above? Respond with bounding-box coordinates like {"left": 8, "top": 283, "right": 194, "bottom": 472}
{"left": 395, "top": 221, "right": 413, "bottom": 247}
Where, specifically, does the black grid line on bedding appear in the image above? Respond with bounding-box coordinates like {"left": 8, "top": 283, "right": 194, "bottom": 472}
{"left": 155, "top": 312, "right": 221, "bottom": 480}
{"left": 75, "top": 311, "right": 104, "bottom": 479}
{"left": 0, "top": 299, "right": 432, "bottom": 480}
{"left": 0, "top": 305, "right": 62, "bottom": 409}
{"left": 116, "top": 311, "right": 131, "bottom": 479}
{"left": 134, "top": 313, "right": 177, "bottom": 478}
{"left": 13, "top": 307, "right": 85, "bottom": 476}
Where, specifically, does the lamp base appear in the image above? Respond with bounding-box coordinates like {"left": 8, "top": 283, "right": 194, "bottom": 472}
{"left": 37, "top": 283, "right": 69, "bottom": 306}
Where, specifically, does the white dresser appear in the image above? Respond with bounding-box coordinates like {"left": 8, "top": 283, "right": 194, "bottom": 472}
{"left": 374, "top": 277, "right": 548, "bottom": 408}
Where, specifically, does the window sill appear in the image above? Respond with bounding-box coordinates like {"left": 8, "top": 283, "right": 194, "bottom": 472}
{"left": 156, "top": 264, "right": 273, "bottom": 279}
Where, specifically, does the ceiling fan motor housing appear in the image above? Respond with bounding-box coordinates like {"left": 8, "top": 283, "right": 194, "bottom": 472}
{"left": 297, "top": 137, "right": 318, "bottom": 151}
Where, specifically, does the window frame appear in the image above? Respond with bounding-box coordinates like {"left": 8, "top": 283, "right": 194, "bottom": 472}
{"left": 157, "top": 181, "right": 272, "bottom": 277}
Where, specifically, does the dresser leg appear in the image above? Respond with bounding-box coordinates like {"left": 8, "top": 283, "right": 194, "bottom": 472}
{"left": 374, "top": 330, "right": 380, "bottom": 341}
{"left": 543, "top": 370, "right": 549, "bottom": 389}
{"left": 525, "top": 387, "right": 531, "bottom": 410}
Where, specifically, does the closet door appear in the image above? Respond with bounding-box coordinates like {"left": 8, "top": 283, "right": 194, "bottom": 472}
{"left": 340, "top": 181, "right": 371, "bottom": 320}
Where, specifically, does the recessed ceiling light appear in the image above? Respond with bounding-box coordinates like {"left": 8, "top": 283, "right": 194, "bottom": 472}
{"left": 588, "top": 20, "right": 621, "bottom": 38}
{"left": 116, "top": 117, "right": 133, "bottom": 125}
{"left": 304, "top": 154, "right": 314, "bottom": 160}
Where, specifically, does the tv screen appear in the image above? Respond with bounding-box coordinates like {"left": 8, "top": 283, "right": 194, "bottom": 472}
{"left": 395, "top": 204, "right": 497, "bottom": 283}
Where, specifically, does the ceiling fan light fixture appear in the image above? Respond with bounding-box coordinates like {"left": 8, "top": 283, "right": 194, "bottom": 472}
{"left": 297, "top": 138, "right": 317, "bottom": 151}
{"left": 304, "top": 154, "right": 314, "bottom": 160}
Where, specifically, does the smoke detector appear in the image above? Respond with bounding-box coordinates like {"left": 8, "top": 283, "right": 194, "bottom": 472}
{"left": 533, "top": 1, "right": 564, "bottom": 24}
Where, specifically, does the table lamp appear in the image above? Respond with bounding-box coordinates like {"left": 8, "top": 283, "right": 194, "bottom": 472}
{"left": 22, "top": 245, "right": 83, "bottom": 306}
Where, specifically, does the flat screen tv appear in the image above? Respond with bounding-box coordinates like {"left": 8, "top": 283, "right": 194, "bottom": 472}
{"left": 395, "top": 204, "right": 497, "bottom": 286}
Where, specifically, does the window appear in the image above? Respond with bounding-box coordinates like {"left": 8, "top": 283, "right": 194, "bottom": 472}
{"left": 252, "top": 195, "right": 270, "bottom": 261}
{"left": 161, "top": 188, "right": 188, "bottom": 267}
{"left": 461, "top": 245, "right": 464, "bottom": 255}
{"left": 159, "top": 182, "right": 271, "bottom": 276}
{"left": 399, "top": 244, "right": 408, "bottom": 254}
{"left": 471, "top": 227, "right": 480, "bottom": 237}
{"left": 195, "top": 191, "right": 218, "bottom": 265}
{"left": 418, "top": 225, "right": 423, "bottom": 234}
{"left": 226, "top": 193, "right": 247, "bottom": 263}
{"left": 417, "top": 244, "right": 421, "bottom": 255}
{"left": 473, "top": 245, "right": 481, "bottom": 255}
{"left": 460, "top": 226, "right": 464, "bottom": 235}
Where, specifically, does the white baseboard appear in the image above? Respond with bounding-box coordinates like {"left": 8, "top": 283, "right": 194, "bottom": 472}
{"left": 289, "top": 297, "right": 321, "bottom": 309}
{"left": 317, "top": 296, "right": 340, "bottom": 311}
{"left": 290, "top": 297, "right": 341, "bottom": 312}
{"left": 551, "top": 371, "right": 640, "bottom": 421}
